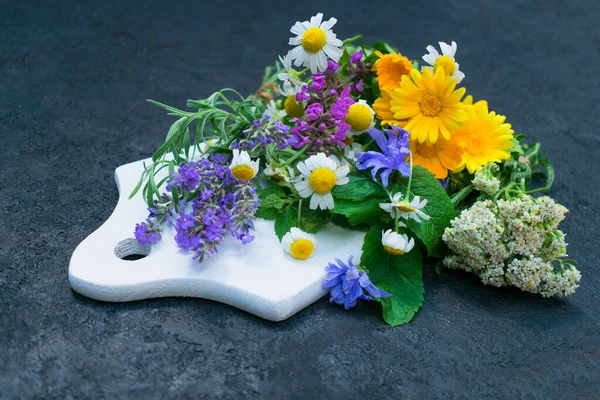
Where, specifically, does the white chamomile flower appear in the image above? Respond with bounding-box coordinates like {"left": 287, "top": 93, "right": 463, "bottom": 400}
{"left": 265, "top": 100, "right": 287, "bottom": 121}
{"left": 282, "top": 227, "right": 316, "bottom": 260}
{"left": 288, "top": 13, "right": 343, "bottom": 74}
{"left": 422, "top": 41, "right": 465, "bottom": 83}
{"left": 382, "top": 229, "right": 415, "bottom": 256}
{"left": 344, "top": 100, "right": 375, "bottom": 137}
{"left": 278, "top": 52, "right": 303, "bottom": 86}
{"left": 294, "top": 153, "right": 350, "bottom": 210}
{"left": 380, "top": 193, "right": 430, "bottom": 222}
{"left": 280, "top": 81, "right": 306, "bottom": 119}
{"left": 263, "top": 161, "right": 296, "bottom": 182}
{"left": 342, "top": 142, "right": 363, "bottom": 165}
{"left": 229, "top": 149, "right": 259, "bottom": 181}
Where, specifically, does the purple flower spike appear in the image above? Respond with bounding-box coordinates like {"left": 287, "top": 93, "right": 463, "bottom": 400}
{"left": 296, "top": 85, "right": 311, "bottom": 102}
{"left": 350, "top": 50, "right": 364, "bottom": 66}
{"left": 134, "top": 220, "right": 162, "bottom": 245}
{"left": 322, "top": 256, "right": 391, "bottom": 310}
{"left": 310, "top": 73, "right": 327, "bottom": 92}
{"left": 306, "top": 103, "right": 323, "bottom": 121}
{"left": 356, "top": 126, "right": 411, "bottom": 187}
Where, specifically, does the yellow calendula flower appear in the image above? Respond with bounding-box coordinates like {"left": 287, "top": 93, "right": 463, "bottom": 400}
{"left": 390, "top": 67, "right": 468, "bottom": 144}
{"left": 411, "top": 135, "right": 463, "bottom": 179}
{"left": 451, "top": 98, "right": 515, "bottom": 174}
{"left": 373, "top": 90, "right": 407, "bottom": 127}
{"left": 372, "top": 51, "right": 413, "bottom": 90}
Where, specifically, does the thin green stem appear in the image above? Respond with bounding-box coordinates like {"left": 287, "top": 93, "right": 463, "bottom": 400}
{"left": 405, "top": 151, "right": 414, "bottom": 201}
{"left": 279, "top": 145, "right": 310, "bottom": 168}
{"left": 343, "top": 34, "right": 363, "bottom": 45}
{"left": 297, "top": 199, "right": 303, "bottom": 226}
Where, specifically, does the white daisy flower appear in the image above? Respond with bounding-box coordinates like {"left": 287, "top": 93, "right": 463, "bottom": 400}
{"left": 382, "top": 229, "right": 415, "bottom": 255}
{"left": 265, "top": 100, "right": 287, "bottom": 121}
{"left": 344, "top": 100, "right": 375, "bottom": 137}
{"left": 278, "top": 52, "right": 303, "bottom": 86}
{"left": 288, "top": 13, "right": 343, "bottom": 74}
{"left": 422, "top": 41, "right": 465, "bottom": 83}
{"left": 229, "top": 149, "right": 259, "bottom": 181}
{"left": 263, "top": 161, "right": 296, "bottom": 182}
{"left": 280, "top": 81, "right": 306, "bottom": 119}
{"left": 380, "top": 193, "right": 430, "bottom": 222}
{"left": 282, "top": 227, "right": 316, "bottom": 260}
{"left": 342, "top": 142, "right": 363, "bottom": 165}
{"left": 294, "top": 153, "right": 350, "bottom": 210}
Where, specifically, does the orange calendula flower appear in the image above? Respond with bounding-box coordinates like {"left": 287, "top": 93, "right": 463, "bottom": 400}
{"left": 390, "top": 67, "right": 468, "bottom": 144}
{"left": 411, "top": 136, "right": 463, "bottom": 179}
{"left": 452, "top": 98, "right": 515, "bottom": 174}
{"left": 372, "top": 51, "right": 413, "bottom": 90}
{"left": 373, "top": 90, "right": 407, "bottom": 127}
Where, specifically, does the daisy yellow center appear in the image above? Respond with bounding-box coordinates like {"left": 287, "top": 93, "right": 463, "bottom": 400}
{"left": 309, "top": 167, "right": 337, "bottom": 194}
{"left": 284, "top": 95, "right": 305, "bottom": 118}
{"left": 419, "top": 92, "right": 442, "bottom": 117}
{"left": 231, "top": 165, "right": 255, "bottom": 181}
{"left": 345, "top": 103, "right": 373, "bottom": 132}
{"left": 433, "top": 55, "right": 456, "bottom": 76}
{"left": 395, "top": 204, "right": 416, "bottom": 212}
{"left": 290, "top": 239, "right": 315, "bottom": 260}
{"left": 384, "top": 246, "right": 405, "bottom": 256}
{"left": 301, "top": 27, "right": 327, "bottom": 53}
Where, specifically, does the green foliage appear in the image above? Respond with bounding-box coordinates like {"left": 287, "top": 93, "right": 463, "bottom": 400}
{"left": 390, "top": 167, "right": 457, "bottom": 258}
{"left": 274, "top": 206, "right": 298, "bottom": 240}
{"left": 361, "top": 226, "right": 424, "bottom": 326}
{"left": 330, "top": 198, "right": 386, "bottom": 226}
{"left": 331, "top": 174, "right": 386, "bottom": 200}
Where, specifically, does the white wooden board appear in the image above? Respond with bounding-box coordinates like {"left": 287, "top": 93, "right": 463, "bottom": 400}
{"left": 68, "top": 154, "right": 366, "bottom": 321}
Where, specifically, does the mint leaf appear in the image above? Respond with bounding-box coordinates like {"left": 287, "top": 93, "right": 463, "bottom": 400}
{"left": 360, "top": 226, "right": 424, "bottom": 326}
{"left": 301, "top": 214, "right": 328, "bottom": 234}
{"left": 260, "top": 193, "right": 285, "bottom": 210}
{"left": 332, "top": 174, "right": 386, "bottom": 200}
{"left": 390, "top": 166, "right": 457, "bottom": 258}
{"left": 330, "top": 198, "right": 386, "bottom": 226}
{"left": 274, "top": 206, "right": 298, "bottom": 240}
{"left": 256, "top": 206, "right": 280, "bottom": 221}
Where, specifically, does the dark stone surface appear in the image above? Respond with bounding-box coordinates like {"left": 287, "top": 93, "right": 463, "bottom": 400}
{"left": 1, "top": 0, "right": 599, "bottom": 398}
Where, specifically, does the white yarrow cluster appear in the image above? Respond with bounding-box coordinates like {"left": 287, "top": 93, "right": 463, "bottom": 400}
{"left": 442, "top": 196, "right": 580, "bottom": 297}
{"left": 472, "top": 163, "right": 500, "bottom": 196}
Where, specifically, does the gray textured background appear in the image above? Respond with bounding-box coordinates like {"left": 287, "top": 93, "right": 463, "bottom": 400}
{"left": 1, "top": 0, "right": 599, "bottom": 398}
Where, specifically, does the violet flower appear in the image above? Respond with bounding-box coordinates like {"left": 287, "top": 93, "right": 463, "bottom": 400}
{"left": 134, "top": 219, "right": 162, "bottom": 245}
{"left": 322, "top": 256, "right": 391, "bottom": 310}
{"left": 356, "top": 126, "right": 411, "bottom": 187}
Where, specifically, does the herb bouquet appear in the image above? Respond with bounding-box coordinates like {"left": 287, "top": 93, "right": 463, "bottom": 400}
{"left": 131, "top": 13, "right": 580, "bottom": 326}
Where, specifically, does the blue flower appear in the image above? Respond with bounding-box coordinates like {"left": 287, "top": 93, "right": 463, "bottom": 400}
{"left": 356, "top": 126, "right": 411, "bottom": 187}
{"left": 322, "top": 256, "right": 391, "bottom": 310}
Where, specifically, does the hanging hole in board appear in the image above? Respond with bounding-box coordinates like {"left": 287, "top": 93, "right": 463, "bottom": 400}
{"left": 114, "top": 238, "right": 151, "bottom": 261}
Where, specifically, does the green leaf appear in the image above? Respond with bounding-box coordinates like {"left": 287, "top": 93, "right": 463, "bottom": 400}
{"left": 372, "top": 41, "right": 396, "bottom": 54}
{"left": 390, "top": 166, "right": 457, "bottom": 258}
{"left": 331, "top": 174, "right": 386, "bottom": 200}
{"left": 257, "top": 184, "right": 285, "bottom": 198}
{"left": 260, "top": 193, "right": 285, "bottom": 210}
{"left": 330, "top": 198, "right": 386, "bottom": 226}
{"left": 339, "top": 48, "right": 350, "bottom": 67}
{"left": 301, "top": 214, "right": 328, "bottom": 234}
{"left": 256, "top": 207, "right": 280, "bottom": 221}
{"left": 274, "top": 206, "right": 298, "bottom": 240}
{"left": 361, "top": 226, "right": 424, "bottom": 326}
{"left": 539, "top": 157, "right": 554, "bottom": 192}
{"left": 153, "top": 116, "right": 193, "bottom": 162}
